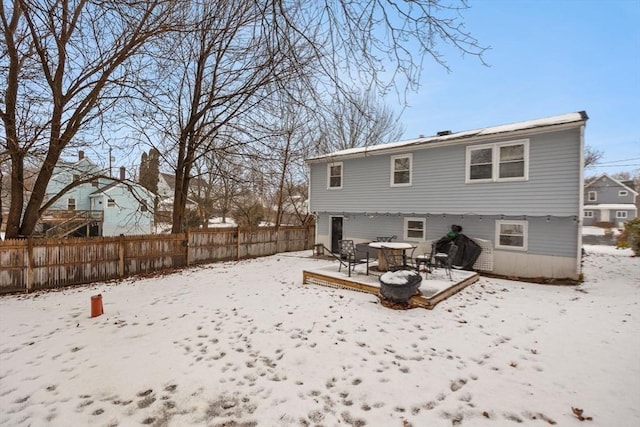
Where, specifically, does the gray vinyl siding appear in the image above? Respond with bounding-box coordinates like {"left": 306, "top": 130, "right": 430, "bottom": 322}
{"left": 324, "top": 213, "right": 577, "bottom": 257}
{"left": 309, "top": 128, "right": 582, "bottom": 217}
{"left": 585, "top": 176, "right": 636, "bottom": 205}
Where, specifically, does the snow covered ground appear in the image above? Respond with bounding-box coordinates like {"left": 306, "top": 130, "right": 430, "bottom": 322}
{"left": 0, "top": 245, "right": 638, "bottom": 426}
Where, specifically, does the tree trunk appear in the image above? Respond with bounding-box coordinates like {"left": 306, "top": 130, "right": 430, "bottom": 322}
{"left": 5, "top": 151, "right": 24, "bottom": 239}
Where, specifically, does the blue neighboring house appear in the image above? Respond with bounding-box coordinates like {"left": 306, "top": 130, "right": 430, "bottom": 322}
{"left": 306, "top": 112, "right": 589, "bottom": 281}
{"left": 584, "top": 174, "right": 638, "bottom": 228}
{"left": 42, "top": 151, "right": 154, "bottom": 237}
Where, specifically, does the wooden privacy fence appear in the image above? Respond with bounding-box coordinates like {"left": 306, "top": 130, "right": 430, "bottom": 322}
{"left": 0, "top": 225, "right": 314, "bottom": 294}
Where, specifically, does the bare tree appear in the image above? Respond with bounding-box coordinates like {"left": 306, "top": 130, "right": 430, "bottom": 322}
{"left": 584, "top": 146, "right": 603, "bottom": 169}
{"left": 1, "top": 0, "right": 178, "bottom": 238}
{"left": 317, "top": 90, "right": 405, "bottom": 153}
{"left": 137, "top": 0, "right": 314, "bottom": 233}
{"left": 3, "top": 0, "right": 486, "bottom": 236}
{"left": 291, "top": 0, "right": 488, "bottom": 98}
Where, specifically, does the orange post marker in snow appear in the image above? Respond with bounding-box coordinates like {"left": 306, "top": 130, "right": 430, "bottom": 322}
{"left": 91, "top": 294, "right": 104, "bottom": 317}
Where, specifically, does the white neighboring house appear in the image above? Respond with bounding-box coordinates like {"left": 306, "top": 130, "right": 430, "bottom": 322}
{"left": 583, "top": 174, "right": 638, "bottom": 228}
{"left": 43, "top": 151, "right": 154, "bottom": 237}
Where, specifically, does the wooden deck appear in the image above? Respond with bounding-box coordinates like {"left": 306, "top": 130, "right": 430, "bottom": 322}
{"left": 302, "top": 264, "right": 479, "bottom": 310}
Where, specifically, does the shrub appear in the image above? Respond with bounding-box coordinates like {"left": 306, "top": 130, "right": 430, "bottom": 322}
{"left": 619, "top": 217, "right": 640, "bottom": 256}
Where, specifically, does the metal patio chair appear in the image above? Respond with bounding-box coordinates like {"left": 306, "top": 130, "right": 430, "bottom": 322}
{"left": 432, "top": 241, "right": 458, "bottom": 280}
{"left": 338, "top": 239, "right": 370, "bottom": 276}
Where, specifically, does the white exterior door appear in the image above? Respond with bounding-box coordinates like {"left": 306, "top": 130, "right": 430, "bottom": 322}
{"left": 601, "top": 210, "right": 610, "bottom": 222}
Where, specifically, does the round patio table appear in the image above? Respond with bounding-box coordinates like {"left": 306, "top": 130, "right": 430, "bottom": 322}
{"left": 368, "top": 241, "right": 416, "bottom": 272}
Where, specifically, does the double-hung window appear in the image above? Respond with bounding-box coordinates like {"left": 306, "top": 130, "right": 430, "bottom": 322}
{"left": 327, "top": 162, "right": 343, "bottom": 189}
{"left": 391, "top": 154, "right": 412, "bottom": 186}
{"left": 467, "top": 140, "right": 528, "bottom": 183}
{"left": 107, "top": 198, "right": 116, "bottom": 208}
{"left": 587, "top": 191, "right": 597, "bottom": 202}
{"left": 404, "top": 217, "right": 425, "bottom": 241}
{"left": 495, "top": 220, "right": 528, "bottom": 251}
{"left": 616, "top": 211, "right": 628, "bottom": 219}
{"left": 68, "top": 198, "right": 76, "bottom": 210}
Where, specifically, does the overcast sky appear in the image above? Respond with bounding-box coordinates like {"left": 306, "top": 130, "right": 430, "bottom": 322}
{"left": 392, "top": 0, "right": 639, "bottom": 176}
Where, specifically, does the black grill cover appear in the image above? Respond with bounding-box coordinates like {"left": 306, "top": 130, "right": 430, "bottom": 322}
{"left": 435, "top": 233, "right": 482, "bottom": 270}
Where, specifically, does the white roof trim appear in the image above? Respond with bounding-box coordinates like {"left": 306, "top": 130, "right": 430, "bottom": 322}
{"left": 584, "top": 204, "right": 638, "bottom": 210}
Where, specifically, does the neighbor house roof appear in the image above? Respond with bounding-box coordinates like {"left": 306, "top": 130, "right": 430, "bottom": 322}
{"left": 306, "top": 111, "right": 588, "bottom": 163}
{"left": 585, "top": 174, "right": 639, "bottom": 196}
{"left": 89, "top": 180, "right": 154, "bottom": 198}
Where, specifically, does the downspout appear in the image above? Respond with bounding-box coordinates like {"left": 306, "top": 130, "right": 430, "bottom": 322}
{"left": 307, "top": 162, "right": 317, "bottom": 246}
{"left": 577, "top": 123, "right": 586, "bottom": 279}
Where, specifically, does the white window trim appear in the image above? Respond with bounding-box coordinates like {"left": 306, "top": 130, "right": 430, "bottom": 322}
{"left": 619, "top": 190, "right": 628, "bottom": 197}
{"left": 616, "top": 211, "right": 628, "bottom": 219}
{"left": 584, "top": 211, "right": 594, "bottom": 218}
{"left": 327, "top": 162, "right": 343, "bottom": 190}
{"left": 495, "top": 220, "right": 528, "bottom": 251}
{"left": 588, "top": 191, "right": 597, "bottom": 202}
{"left": 107, "top": 198, "right": 116, "bottom": 208}
{"left": 466, "top": 139, "right": 529, "bottom": 183}
{"left": 67, "top": 198, "right": 76, "bottom": 210}
{"left": 390, "top": 154, "right": 413, "bottom": 187}
{"left": 404, "top": 217, "right": 425, "bottom": 241}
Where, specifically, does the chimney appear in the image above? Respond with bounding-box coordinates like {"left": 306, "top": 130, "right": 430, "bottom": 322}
{"left": 119, "top": 166, "right": 126, "bottom": 180}
{"left": 79, "top": 150, "right": 84, "bottom": 160}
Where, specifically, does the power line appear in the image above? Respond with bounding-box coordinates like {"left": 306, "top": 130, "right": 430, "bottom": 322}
{"left": 595, "top": 157, "right": 640, "bottom": 165}
{"left": 592, "top": 164, "right": 639, "bottom": 168}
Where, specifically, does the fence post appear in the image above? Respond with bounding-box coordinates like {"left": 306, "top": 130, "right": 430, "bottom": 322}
{"left": 307, "top": 224, "right": 314, "bottom": 249}
{"left": 236, "top": 226, "right": 241, "bottom": 261}
{"left": 118, "top": 234, "right": 125, "bottom": 277}
{"left": 185, "top": 229, "right": 190, "bottom": 266}
{"left": 26, "top": 238, "right": 34, "bottom": 292}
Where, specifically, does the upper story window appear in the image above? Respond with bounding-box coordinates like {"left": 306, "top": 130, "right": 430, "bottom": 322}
{"left": 587, "top": 191, "right": 597, "bottom": 202}
{"left": 140, "top": 202, "right": 148, "bottom": 212}
{"left": 73, "top": 174, "right": 80, "bottom": 182}
{"left": 404, "top": 217, "right": 425, "bottom": 241}
{"left": 466, "top": 140, "right": 529, "bottom": 183}
{"left": 391, "top": 154, "right": 412, "bottom": 187}
{"left": 107, "top": 198, "right": 116, "bottom": 207}
{"left": 91, "top": 179, "right": 99, "bottom": 188}
{"left": 619, "top": 190, "right": 628, "bottom": 197}
{"left": 495, "top": 220, "right": 528, "bottom": 251}
{"left": 68, "top": 198, "right": 76, "bottom": 210}
{"left": 327, "top": 162, "right": 343, "bottom": 189}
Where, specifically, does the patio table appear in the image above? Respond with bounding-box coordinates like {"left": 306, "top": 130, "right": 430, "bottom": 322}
{"left": 368, "top": 241, "right": 416, "bottom": 272}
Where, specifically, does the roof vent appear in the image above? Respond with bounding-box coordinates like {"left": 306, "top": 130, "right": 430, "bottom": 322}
{"left": 437, "top": 130, "right": 452, "bottom": 136}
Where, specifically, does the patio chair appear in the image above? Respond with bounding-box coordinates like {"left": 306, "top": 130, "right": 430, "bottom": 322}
{"left": 338, "top": 240, "right": 370, "bottom": 276}
{"left": 432, "top": 241, "right": 458, "bottom": 280}
{"left": 414, "top": 251, "right": 432, "bottom": 276}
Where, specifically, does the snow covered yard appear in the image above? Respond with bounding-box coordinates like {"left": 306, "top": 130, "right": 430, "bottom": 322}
{"left": 0, "top": 246, "right": 638, "bottom": 426}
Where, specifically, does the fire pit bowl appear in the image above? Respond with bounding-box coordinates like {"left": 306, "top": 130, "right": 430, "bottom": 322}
{"left": 379, "top": 270, "right": 422, "bottom": 304}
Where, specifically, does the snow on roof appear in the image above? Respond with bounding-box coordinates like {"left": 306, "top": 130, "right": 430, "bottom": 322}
{"left": 307, "top": 111, "right": 587, "bottom": 162}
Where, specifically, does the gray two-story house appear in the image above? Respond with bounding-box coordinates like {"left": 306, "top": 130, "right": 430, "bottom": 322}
{"left": 584, "top": 174, "right": 638, "bottom": 228}
{"left": 306, "top": 112, "right": 588, "bottom": 281}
